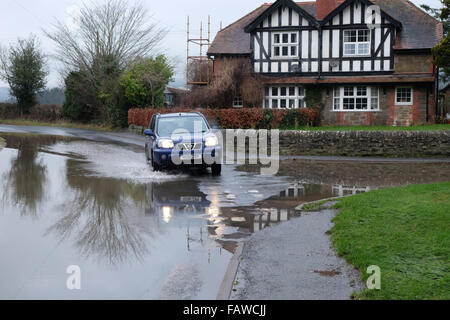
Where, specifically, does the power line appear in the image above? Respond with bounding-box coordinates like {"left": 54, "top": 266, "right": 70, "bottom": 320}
{"left": 8, "top": 0, "right": 52, "bottom": 28}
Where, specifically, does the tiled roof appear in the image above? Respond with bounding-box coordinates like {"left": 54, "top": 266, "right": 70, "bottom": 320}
{"left": 165, "top": 86, "right": 189, "bottom": 95}
{"left": 208, "top": 5, "right": 270, "bottom": 55}
{"left": 208, "top": 0, "right": 443, "bottom": 55}
{"left": 372, "top": 0, "right": 443, "bottom": 50}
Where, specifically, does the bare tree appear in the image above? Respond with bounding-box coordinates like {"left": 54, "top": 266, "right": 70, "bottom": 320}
{"left": 45, "top": 0, "right": 167, "bottom": 124}
{"left": 45, "top": 0, "right": 167, "bottom": 75}
{"left": 187, "top": 59, "right": 213, "bottom": 85}
{"left": 183, "top": 58, "right": 263, "bottom": 108}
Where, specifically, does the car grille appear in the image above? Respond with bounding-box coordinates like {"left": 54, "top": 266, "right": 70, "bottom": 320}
{"left": 178, "top": 143, "right": 202, "bottom": 151}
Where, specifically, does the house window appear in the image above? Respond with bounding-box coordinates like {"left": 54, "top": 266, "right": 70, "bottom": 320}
{"left": 273, "top": 32, "right": 299, "bottom": 58}
{"left": 333, "top": 86, "right": 379, "bottom": 111}
{"left": 233, "top": 96, "right": 243, "bottom": 108}
{"left": 165, "top": 94, "right": 173, "bottom": 103}
{"left": 395, "top": 87, "right": 413, "bottom": 105}
{"left": 343, "top": 30, "right": 370, "bottom": 56}
{"left": 264, "top": 86, "right": 305, "bottom": 109}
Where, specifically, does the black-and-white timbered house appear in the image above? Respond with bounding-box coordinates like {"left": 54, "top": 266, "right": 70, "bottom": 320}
{"left": 208, "top": 0, "right": 443, "bottom": 126}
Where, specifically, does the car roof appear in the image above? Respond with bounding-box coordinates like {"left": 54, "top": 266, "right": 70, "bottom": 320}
{"left": 158, "top": 112, "right": 203, "bottom": 118}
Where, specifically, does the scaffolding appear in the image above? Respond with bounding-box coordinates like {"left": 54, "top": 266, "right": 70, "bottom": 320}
{"left": 186, "top": 16, "right": 211, "bottom": 89}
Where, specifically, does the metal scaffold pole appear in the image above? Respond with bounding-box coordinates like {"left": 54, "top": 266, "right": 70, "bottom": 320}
{"left": 186, "top": 15, "right": 212, "bottom": 89}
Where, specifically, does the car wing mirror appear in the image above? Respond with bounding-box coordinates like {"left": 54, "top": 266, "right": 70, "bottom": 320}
{"left": 144, "top": 129, "right": 154, "bottom": 137}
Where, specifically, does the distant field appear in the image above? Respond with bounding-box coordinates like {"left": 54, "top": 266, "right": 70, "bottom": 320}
{"left": 287, "top": 124, "right": 450, "bottom": 131}
{"left": 331, "top": 182, "right": 450, "bottom": 300}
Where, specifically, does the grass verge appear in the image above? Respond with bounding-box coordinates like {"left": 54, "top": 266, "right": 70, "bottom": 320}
{"left": 330, "top": 182, "right": 450, "bottom": 299}
{"left": 285, "top": 124, "right": 450, "bottom": 131}
{"left": 0, "top": 119, "right": 119, "bottom": 132}
{"left": 301, "top": 200, "right": 331, "bottom": 212}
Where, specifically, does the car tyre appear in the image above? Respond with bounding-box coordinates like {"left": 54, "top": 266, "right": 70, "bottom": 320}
{"left": 145, "top": 145, "right": 151, "bottom": 164}
{"left": 211, "top": 163, "right": 222, "bottom": 176}
{"left": 151, "top": 151, "right": 160, "bottom": 172}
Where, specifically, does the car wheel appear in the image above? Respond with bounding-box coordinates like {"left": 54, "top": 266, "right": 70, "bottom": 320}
{"left": 211, "top": 164, "right": 222, "bottom": 176}
{"left": 145, "top": 145, "right": 151, "bottom": 163}
{"left": 151, "top": 151, "right": 160, "bottom": 172}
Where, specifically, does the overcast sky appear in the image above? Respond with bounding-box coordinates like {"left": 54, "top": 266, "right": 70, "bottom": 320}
{"left": 0, "top": 0, "right": 443, "bottom": 88}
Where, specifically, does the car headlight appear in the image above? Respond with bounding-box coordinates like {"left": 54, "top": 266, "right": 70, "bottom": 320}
{"left": 205, "top": 136, "right": 219, "bottom": 147}
{"left": 157, "top": 139, "right": 174, "bottom": 149}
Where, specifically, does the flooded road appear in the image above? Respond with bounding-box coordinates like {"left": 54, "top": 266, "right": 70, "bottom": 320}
{"left": 0, "top": 127, "right": 449, "bottom": 299}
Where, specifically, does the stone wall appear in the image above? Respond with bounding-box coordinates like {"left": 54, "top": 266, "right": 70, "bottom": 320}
{"left": 129, "top": 125, "right": 449, "bottom": 158}
{"left": 277, "top": 130, "right": 450, "bottom": 158}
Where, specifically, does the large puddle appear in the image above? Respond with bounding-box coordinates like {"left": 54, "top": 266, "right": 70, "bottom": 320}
{"left": 0, "top": 132, "right": 449, "bottom": 299}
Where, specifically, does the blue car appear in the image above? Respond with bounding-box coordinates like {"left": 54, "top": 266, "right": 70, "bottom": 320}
{"left": 144, "top": 112, "right": 222, "bottom": 175}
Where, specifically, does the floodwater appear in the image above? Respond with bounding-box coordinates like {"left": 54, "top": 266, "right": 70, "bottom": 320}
{"left": 0, "top": 131, "right": 449, "bottom": 300}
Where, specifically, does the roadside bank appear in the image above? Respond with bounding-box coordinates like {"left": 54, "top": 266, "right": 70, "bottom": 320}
{"left": 331, "top": 182, "right": 450, "bottom": 300}
{"left": 227, "top": 182, "right": 450, "bottom": 300}
{"left": 229, "top": 201, "right": 363, "bottom": 300}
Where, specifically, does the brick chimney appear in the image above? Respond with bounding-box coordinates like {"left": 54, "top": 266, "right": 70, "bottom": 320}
{"left": 316, "top": 0, "right": 345, "bottom": 20}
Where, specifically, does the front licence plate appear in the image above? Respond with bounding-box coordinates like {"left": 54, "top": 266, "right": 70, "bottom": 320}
{"left": 180, "top": 154, "right": 202, "bottom": 161}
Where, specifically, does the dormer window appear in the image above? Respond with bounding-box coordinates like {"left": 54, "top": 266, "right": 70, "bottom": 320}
{"left": 273, "top": 32, "right": 299, "bottom": 58}
{"left": 343, "top": 30, "right": 370, "bottom": 56}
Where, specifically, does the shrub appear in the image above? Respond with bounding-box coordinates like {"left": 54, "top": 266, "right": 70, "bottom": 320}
{"left": 28, "top": 104, "right": 62, "bottom": 121}
{"left": 272, "top": 109, "right": 288, "bottom": 129}
{"left": 128, "top": 107, "right": 320, "bottom": 129}
{"left": 218, "top": 108, "right": 263, "bottom": 129}
{"left": 120, "top": 55, "right": 174, "bottom": 108}
{"left": 62, "top": 71, "right": 99, "bottom": 122}
{"left": 0, "top": 103, "right": 62, "bottom": 121}
{"left": 0, "top": 103, "right": 19, "bottom": 119}
{"left": 280, "top": 109, "right": 298, "bottom": 128}
{"left": 259, "top": 109, "right": 274, "bottom": 129}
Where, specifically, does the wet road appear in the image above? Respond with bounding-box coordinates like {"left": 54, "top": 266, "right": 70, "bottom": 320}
{"left": 0, "top": 125, "right": 449, "bottom": 299}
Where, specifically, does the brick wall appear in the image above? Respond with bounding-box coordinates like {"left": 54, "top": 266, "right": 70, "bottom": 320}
{"left": 320, "top": 85, "right": 435, "bottom": 126}
{"left": 394, "top": 53, "right": 434, "bottom": 73}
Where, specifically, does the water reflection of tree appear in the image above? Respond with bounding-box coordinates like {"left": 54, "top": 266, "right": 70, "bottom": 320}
{"left": 46, "top": 159, "right": 154, "bottom": 265}
{"left": 1, "top": 135, "right": 50, "bottom": 217}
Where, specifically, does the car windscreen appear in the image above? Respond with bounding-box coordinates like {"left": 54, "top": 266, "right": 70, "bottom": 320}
{"left": 156, "top": 116, "right": 209, "bottom": 136}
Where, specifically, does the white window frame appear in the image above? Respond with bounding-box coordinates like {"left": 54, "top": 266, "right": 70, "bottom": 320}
{"left": 343, "top": 29, "right": 371, "bottom": 57}
{"left": 272, "top": 32, "right": 299, "bottom": 59}
{"left": 263, "top": 86, "right": 306, "bottom": 109}
{"left": 333, "top": 86, "right": 380, "bottom": 112}
{"left": 395, "top": 87, "right": 413, "bottom": 106}
{"left": 233, "top": 96, "right": 243, "bottom": 108}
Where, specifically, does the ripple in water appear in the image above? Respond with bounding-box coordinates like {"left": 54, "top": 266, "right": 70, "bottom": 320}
{"left": 47, "top": 141, "right": 186, "bottom": 183}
